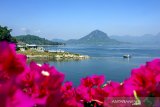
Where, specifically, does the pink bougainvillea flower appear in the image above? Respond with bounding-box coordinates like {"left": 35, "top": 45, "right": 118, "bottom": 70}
{"left": 103, "top": 81, "right": 121, "bottom": 96}
{"left": 80, "top": 75, "right": 105, "bottom": 88}
{"left": 75, "top": 85, "right": 92, "bottom": 102}
{"left": 61, "top": 81, "right": 73, "bottom": 92}
{"left": 146, "top": 59, "right": 160, "bottom": 74}
{"left": 0, "top": 41, "right": 26, "bottom": 80}
{"left": 102, "top": 81, "right": 135, "bottom": 107}
{"left": 60, "top": 97, "right": 84, "bottom": 107}
{"left": 36, "top": 63, "right": 64, "bottom": 105}
{"left": 29, "top": 61, "right": 65, "bottom": 91}
{"left": 6, "top": 89, "right": 35, "bottom": 107}
{"left": 125, "top": 66, "right": 157, "bottom": 97}
{"left": 147, "top": 60, "right": 160, "bottom": 97}
{"left": 60, "top": 81, "right": 84, "bottom": 107}
{"left": 90, "top": 87, "right": 108, "bottom": 105}
{"left": 0, "top": 42, "right": 27, "bottom": 107}
{"left": 16, "top": 61, "right": 65, "bottom": 106}
{"left": 0, "top": 80, "right": 16, "bottom": 107}
{"left": 92, "top": 75, "right": 105, "bottom": 87}
{"left": 80, "top": 77, "right": 94, "bottom": 88}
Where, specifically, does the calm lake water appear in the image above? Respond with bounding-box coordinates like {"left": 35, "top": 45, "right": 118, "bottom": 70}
{"left": 44, "top": 44, "right": 160, "bottom": 86}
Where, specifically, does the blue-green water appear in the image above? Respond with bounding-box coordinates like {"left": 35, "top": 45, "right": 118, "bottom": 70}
{"left": 44, "top": 44, "right": 160, "bottom": 86}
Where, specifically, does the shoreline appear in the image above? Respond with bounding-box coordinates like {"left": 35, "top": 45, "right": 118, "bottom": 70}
{"left": 17, "top": 50, "right": 89, "bottom": 61}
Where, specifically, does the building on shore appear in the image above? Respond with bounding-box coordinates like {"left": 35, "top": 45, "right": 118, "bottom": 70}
{"left": 17, "top": 42, "right": 44, "bottom": 52}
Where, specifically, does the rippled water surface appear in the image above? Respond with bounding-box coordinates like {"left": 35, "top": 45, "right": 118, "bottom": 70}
{"left": 44, "top": 44, "right": 160, "bottom": 86}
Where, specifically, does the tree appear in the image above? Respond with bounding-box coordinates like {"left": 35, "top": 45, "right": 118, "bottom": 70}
{"left": 0, "top": 25, "right": 17, "bottom": 43}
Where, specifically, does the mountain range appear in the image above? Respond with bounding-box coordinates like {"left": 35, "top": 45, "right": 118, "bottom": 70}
{"left": 110, "top": 32, "right": 160, "bottom": 45}
{"left": 52, "top": 30, "right": 160, "bottom": 46}
{"left": 65, "top": 30, "right": 123, "bottom": 45}
{"left": 18, "top": 30, "right": 160, "bottom": 46}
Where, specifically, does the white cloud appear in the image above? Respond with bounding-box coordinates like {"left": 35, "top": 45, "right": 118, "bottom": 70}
{"left": 20, "top": 27, "right": 31, "bottom": 34}
{"left": 34, "top": 29, "right": 41, "bottom": 34}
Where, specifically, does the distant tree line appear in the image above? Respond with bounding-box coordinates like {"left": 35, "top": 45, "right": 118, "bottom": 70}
{"left": 15, "top": 35, "right": 65, "bottom": 45}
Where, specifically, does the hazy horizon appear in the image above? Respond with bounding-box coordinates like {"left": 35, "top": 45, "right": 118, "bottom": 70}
{"left": 13, "top": 29, "right": 160, "bottom": 41}
{"left": 1, "top": 0, "right": 160, "bottom": 40}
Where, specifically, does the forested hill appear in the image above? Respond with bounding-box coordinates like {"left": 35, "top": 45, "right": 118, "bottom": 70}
{"left": 66, "top": 30, "right": 123, "bottom": 45}
{"left": 15, "top": 35, "right": 64, "bottom": 45}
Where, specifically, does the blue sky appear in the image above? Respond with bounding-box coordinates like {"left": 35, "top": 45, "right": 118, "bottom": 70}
{"left": 1, "top": 0, "right": 160, "bottom": 40}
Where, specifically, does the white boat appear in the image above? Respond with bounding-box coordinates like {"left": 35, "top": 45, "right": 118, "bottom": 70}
{"left": 123, "top": 54, "right": 131, "bottom": 58}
